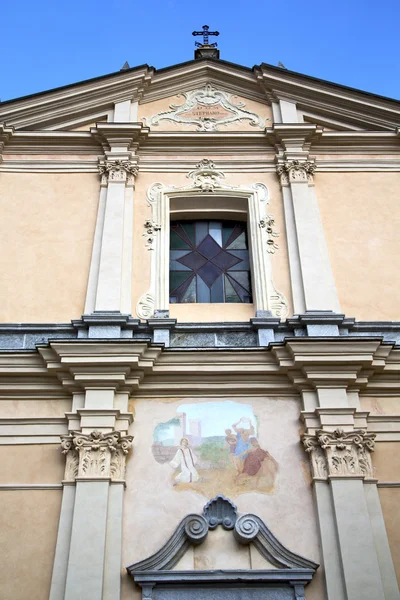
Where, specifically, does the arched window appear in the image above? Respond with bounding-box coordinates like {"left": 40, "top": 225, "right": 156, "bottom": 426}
{"left": 169, "top": 220, "right": 252, "bottom": 304}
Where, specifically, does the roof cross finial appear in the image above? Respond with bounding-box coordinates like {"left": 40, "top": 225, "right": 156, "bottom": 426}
{"left": 192, "top": 25, "right": 219, "bottom": 48}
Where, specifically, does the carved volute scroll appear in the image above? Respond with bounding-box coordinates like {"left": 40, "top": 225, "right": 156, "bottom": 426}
{"left": 136, "top": 159, "right": 288, "bottom": 320}
{"left": 60, "top": 430, "right": 133, "bottom": 482}
{"left": 302, "top": 428, "right": 376, "bottom": 481}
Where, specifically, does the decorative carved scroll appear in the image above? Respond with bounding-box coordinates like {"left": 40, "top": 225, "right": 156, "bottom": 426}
{"left": 60, "top": 429, "right": 133, "bottom": 481}
{"left": 302, "top": 428, "right": 375, "bottom": 480}
{"left": 143, "top": 219, "right": 161, "bottom": 250}
{"left": 143, "top": 85, "right": 268, "bottom": 132}
{"left": 259, "top": 215, "right": 279, "bottom": 254}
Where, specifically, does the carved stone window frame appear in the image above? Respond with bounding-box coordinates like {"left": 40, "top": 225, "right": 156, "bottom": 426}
{"left": 136, "top": 160, "right": 288, "bottom": 319}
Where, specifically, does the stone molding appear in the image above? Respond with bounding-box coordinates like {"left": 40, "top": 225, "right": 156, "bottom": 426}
{"left": 302, "top": 428, "right": 376, "bottom": 481}
{"left": 60, "top": 429, "right": 133, "bottom": 482}
{"left": 276, "top": 160, "right": 316, "bottom": 187}
{"left": 98, "top": 158, "right": 139, "bottom": 186}
{"left": 136, "top": 159, "right": 288, "bottom": 319}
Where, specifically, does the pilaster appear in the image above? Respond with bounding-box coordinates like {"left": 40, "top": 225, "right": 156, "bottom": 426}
{"left": 44, "top": 340, "right": 161, "bottom": 600}
{"left": 85, "top": 123, "right": 149, "bottom": 317}
{"left": 273, "top": 338, "right": 399, "bottom": 600}
{"left": 268, "top": 124, "right": 340, "bottom": 313}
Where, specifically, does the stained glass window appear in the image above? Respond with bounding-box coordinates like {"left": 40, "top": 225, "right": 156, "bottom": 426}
{"left": 169, "top": 220, "right": 252, "bottom": 304}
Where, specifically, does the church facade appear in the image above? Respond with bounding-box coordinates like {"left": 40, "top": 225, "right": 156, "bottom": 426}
{"left": 0, "top": 42, "right": 399, "bottom": 600}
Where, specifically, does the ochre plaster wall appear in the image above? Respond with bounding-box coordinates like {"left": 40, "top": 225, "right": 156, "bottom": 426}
{"left": 360, "top": 396, "right": 400, "bottom": 415}
{"left": 0, "top": 398, "right": 71, "bottom": 418}
{"left": 379, "top": 488, "right": 400, "bottom": 585}
{"left": 138, "top": 94, "right": 273, "bottom": 132}
{"left": 372, "top": 442, "right": 400, "bottom": 482}
{"left": 315, "top": 172, "right": 400, "bottom": 321}
{"left": 121, "top": 395, "right": 324, "bottom": 599}
{"left": 132, "top": 171, "right": 293, "bottom": 321}
{"left": 0, "top": 173, "right": 99, "bottom": 322}
{"left": 0, "top": 444, "right": 64, "bottom": 484}
{"left": 0, "top": 490, "right": 62, "bottom": 600}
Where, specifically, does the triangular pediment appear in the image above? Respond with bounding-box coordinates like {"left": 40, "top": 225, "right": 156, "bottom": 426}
{"left": 0, "top": 58, "right": 399, "bottom": 132}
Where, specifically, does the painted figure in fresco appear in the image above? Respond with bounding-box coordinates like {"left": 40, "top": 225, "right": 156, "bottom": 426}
{"left": 231, "top": 417, "right": 255, "bottom": 474}
{"left": 169, "top": 437, "right": 199, "bottom": 484}
{"left": 225, "top": 428, "right": 237, "bottom": 466}
{"left": 236, "top": 437, "right": 279, "bottom": 488}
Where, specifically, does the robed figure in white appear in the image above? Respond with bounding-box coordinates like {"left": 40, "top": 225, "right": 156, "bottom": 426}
{"left": 169, "top": 437, "right": 199, "bottom": 483}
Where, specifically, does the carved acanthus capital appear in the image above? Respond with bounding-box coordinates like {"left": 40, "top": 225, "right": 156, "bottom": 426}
{"left": 302, "top": 428, "right": 375, "bottom": 481}
{"left": 276, "top": 160, "right": 316, "bottom": 186}
{"left": 98, "top": 159, "right": 139, "bottom": 186}
{"left": 60, "top": 430, "right": 133, "bottom": 481}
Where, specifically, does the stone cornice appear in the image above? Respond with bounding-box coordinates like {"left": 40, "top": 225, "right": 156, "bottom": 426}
{"left": 0, "top": 335, "right": 398, "bottom": 399}
{"left": 0, "top": 66, "right": 154, "bottom": 130}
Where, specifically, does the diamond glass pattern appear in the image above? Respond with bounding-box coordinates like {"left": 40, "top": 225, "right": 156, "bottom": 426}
{"left": 169, "top": 220, "right": 252, "bottom": 304}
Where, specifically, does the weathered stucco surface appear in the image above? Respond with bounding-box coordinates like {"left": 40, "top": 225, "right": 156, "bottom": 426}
{"left": 372, "top": 442, "right": 400, "bottom": 482}
{"left": 122, "top": 395, "right": 324, "bottom": 599}
{"left": 379, "top": 488, "right": 400, "bottom": 585}
{"left": 0, "top": 490, "right": 62, "bottom": 600}
{"left": 315, "top": 172, "right": 400, "bottom": 321}
{"left": 0, "top": 173, "right": 99, "bottom": 322}
{"left": 0, "top": 444, "right": 64, "bottom": 484}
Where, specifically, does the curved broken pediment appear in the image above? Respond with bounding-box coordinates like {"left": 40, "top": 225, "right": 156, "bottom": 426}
{"left": 127, "top": 495, "right": 318, "bottom": 573}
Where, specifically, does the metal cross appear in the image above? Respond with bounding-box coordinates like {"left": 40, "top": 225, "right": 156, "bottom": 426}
{"left": 192, "top": 25, "right": 219, "bottom": 47}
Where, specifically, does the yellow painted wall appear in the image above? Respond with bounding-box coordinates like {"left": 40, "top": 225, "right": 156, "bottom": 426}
{"left": 0, "top": 173, "right": 99, "bottom": 322}
{"left": 0, "top": 445, "right": 64, "bottom": 484}
{"left": 0, "top": 490, "right": 62, "bottom": 600}
{"left": 316, "top": 172, "right": 400, "bottom": 321}
{"left": 379, "top": 488, "right": 400, "bottom": 586}
{"left": 372, "top": 442, "right": 400, "bottom": 482}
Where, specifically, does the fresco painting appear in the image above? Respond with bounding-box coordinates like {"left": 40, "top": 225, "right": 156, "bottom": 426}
{"left": 152, "top": 401, "right": 279, "bottom": 496}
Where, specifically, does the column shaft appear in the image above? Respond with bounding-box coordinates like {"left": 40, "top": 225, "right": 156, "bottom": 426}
{"left": 331, "top": 479, "right": 385, "bottom": 600}
{"left": 291, "top": 181, "right": 340, "bottom": 311}
{"left": 49, "top": 484, "right": 76, "bottom": 600}
{"left": 95, "top": 182, "right": 126, "bottom": 311}
{"left": 64, "top": 480, "right": 110, "bottom": 600}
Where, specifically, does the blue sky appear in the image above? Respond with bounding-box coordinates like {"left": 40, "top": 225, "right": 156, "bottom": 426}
{"left": 2, "top": 0, "right": 400, "bottom": 102}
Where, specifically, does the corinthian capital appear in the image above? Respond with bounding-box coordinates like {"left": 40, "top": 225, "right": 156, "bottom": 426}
{"left": 60, "top": 429, "right": 133, "bottom": 481}
{"left": 276, "top": 160, "right": 316, "bottom": 186}
{"left": 302, "top": 428, "right": 375, "bottom": 481}
{"left": 98, "top": 159, "right": 139, "bottom": 186}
